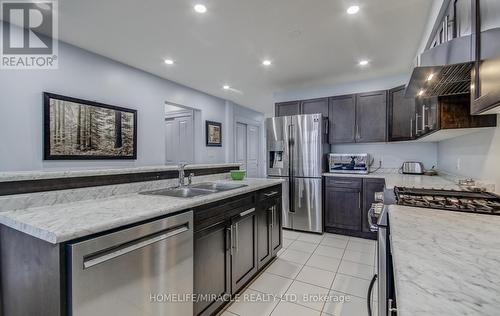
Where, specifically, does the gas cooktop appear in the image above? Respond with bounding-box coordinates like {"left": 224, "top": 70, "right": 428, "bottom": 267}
{"left": 394, "top": 187, "right": 500, "bottom": 215}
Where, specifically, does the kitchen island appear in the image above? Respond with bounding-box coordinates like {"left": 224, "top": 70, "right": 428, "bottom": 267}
{"left": 388, "top": 205, "right": 500, "bottom": 315}
{"left": 0, "top": 164, "right": 283, "bottom": 316}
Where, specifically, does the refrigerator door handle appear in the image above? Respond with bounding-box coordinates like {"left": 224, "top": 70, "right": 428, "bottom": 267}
{"left": 288, "top": 124, "right": 295, "bottom": 213}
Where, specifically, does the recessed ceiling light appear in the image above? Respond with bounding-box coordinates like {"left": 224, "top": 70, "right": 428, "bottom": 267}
{"left": 164, "top": 59, "right": 174, "bottom": 65}
{"left": 262, "top": 60, "right": 272, "bottom": 66}
{"left": 418, "top": 89, "right": 425, "bottom": 96}
{"left": 194, "top": 4, "right": 207, "bottom": 13}
{"left": 223, "top": 85, "right": 230, "bottom": 90}
{"left": 347, "top": 5, "right": 360, "bottom": 15}
{"left": 359, "top": 60, "right": 369, "bottom": 66}
{"left": 427, "top": 73, "right": 435, "bottom": 81}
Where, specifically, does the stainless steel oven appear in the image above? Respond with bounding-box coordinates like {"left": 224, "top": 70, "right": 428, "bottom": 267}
{"left": 368, "top": 203, "right": 397, "bottom": 316}
{"left": 67, "top": 211, "right": 194, "bottom": 316}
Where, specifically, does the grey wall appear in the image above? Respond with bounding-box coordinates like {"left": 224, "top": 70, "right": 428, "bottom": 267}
{"left": 0, "top": 39, "right": 264, "bottom": 172}
{"left": 437, "top": 120, "right": 500, "bottom": 193}
{"left": 332, "top": 142, "right": 438, "bottom": 170}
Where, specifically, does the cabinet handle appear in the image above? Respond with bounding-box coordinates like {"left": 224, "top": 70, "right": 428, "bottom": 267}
{"left": 240, "top": 208, "right": 256, "bottom": 217}
{"left": 268, "top": 207, "right": 274, "bottom": 228}
{"left": 264, "top": 191, "right": 278, "bottom": 197}
{"left": 410, "top": 119, "right": 413, "bottom": 138}
{"left": 227, "top": 226, "right": 233, "bottom": 255}
{"left": 332, "top": 181, "right": 355, "bottom": 185}
{"left": 358, "top": 193, "right": 361, "bottom": 209}
{"left": 235, "top": 223, "right": 239, "bottom": 253}
{"left": 415, "top": 113, "right": 422, "bottom": 134}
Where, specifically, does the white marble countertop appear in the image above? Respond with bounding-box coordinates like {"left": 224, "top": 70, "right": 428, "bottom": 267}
{"left": 0, "top": 178, "right": 282, "bottom": 244}
{"left": 322, "top": 171, "right": 461, "bottom": 190}
{"left": 388, "top": 205, "right": 500, "bottom": 316}
{"left": 0, "top": 163, "right": 242, "bottom": 182}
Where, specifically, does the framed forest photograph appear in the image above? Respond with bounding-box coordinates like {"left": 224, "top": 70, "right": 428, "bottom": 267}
{"left": 43, "top": 93, "right": 137, "bottom": 160}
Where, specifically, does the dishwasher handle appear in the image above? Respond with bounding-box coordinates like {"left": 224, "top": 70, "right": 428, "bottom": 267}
{"left": 83, "top": 223, "right": 189, "bottom": 269}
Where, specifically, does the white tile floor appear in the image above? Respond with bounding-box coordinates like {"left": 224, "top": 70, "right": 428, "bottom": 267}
{"left": 221, "top": 230, "right": 378, "bottom": 316}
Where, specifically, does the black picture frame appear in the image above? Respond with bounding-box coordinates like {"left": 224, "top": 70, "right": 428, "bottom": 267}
{"left": 205, "top": 120, "right": 222, "bottom": 147}
{"left": 43, "top": 92, "right": 138, "bottom": 160}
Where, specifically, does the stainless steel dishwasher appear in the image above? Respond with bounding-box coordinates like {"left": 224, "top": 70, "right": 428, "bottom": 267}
{"left": 67, "top": 211, "right": 193, "bottom": 316}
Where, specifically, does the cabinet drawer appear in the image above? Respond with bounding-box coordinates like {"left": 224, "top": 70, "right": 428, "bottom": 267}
{"left": 257, "top": 185, "right": 282, "bottom": 202}
{"left": 325, "top": 177, "right": 362, "bottom": 189}
{"left": 194, "top": 193, "right": 256, "bottom": 232}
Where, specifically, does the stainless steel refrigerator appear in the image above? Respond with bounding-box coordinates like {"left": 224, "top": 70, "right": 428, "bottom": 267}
{"left": 266, "top": 114, "right": 329, "bottom": 233}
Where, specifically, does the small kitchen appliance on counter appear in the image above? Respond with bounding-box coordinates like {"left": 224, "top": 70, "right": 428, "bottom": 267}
{"left": 401, "top": 161, "right": 424, "bottom": 175}
{"left": 328, "top": 153, "right": 371, "bottom": 174}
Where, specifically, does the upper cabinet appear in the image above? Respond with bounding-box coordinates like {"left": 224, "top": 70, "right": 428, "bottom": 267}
{"left": 301, "top": 98, "right": 329, "bottom": 116}
{"left": 275, "top": 101, "right": 300, "bottom": 117}
{"left": 329, "top": 95, "right": 356, "bottom": 143}
{"left": 328, "top": 92, "right": 387, "bottom": 144}
{"left": 275, "top": 85, "right": 496, "bottom": 144}
{"left": 388, "top": 86, "right": 416, "bottom": 141}
{"left": 355, "top": 91, "right": 387, "bottom": 143}
{"left": 275, "top": 98, "right": 329, "bottom": 118}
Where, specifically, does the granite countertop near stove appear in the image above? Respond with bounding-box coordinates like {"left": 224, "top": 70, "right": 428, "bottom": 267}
{"left": 388, "top": 205, "right": 500, "bottom": 316}
{"left": 0, "top": 178, "right": 282, "bottom": 244}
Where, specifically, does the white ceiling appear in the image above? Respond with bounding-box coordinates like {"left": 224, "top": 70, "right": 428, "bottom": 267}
{"left": 55, "top": 0, "right": 433, "bottom": 114}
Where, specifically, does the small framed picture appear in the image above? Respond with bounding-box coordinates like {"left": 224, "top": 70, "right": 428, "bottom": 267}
{"left": 206, "top": 121, "right": 222, "bottom": 147}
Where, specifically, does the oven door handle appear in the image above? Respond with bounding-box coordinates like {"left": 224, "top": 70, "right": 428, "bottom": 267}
{"left": 368, "top": 207, "right": 378, "bottom": 232}
{"left": 367, "top": 274, "right": 377, "bottom": 316}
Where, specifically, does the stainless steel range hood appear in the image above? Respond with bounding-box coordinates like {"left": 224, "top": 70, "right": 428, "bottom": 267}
{"left": 405, "top": 35, "right": 475, "bottom": 98}
{"left": 406, "top": 27, "right": 500, "bottom": 99}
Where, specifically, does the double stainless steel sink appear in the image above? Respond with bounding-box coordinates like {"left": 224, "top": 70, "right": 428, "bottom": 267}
{"left": 141, "top": 182, "right": 248, "bottom": 198}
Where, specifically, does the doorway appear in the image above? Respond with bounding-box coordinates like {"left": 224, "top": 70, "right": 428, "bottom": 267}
{"left": 235, "top": 121, "right": 260, "bottom": 178}
{"left": 165, "top": 103, "right": 194, "bottom": 165}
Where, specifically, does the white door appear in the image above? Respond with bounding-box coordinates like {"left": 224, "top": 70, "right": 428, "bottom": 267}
{"left": 246, "top": 124, "right": 259, "bottom": 178}
{"left": 165, "top": 119, "right": 178, "bottom": 164}
{"left": 177, "top": 116, "right": 194, "bottom": 163}
{"left": 165, "top": 115, "right": 194, "bottom": 164}
{"left": 236, "top": 122, "right": 247, "bottom": 172}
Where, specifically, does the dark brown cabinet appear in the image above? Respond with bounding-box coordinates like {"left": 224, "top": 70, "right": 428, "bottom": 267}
{"left": 389, "top": 86, "right": 416, "bottom": 141}
{"left": 193, "top": 185, "right": 282, "bottom": 316}
{"left": 329, "top": 95, "right": 356, "bottom": 143}
{"left": 362, "top": 178, "right": 385, "bottom": 237}
{"left": 301, "top": 98, "right": 329, "bottom": 117}
{"left": 270, "top": 197, "right": 283, "bottom": 256}
{"left": 230, "top": 208, "right": 258, "bottom": 294}
{"left": 194, "top": 220, "right": 232, "bottom": 316}
{"left": 275, "top": 101, "right": 300, "bottom": 117}
{"left": 356, "top": 90, "right": 388, "bottom": 143}
{"left": 275, "top": 98, "right": 329, "bottom": 118}
{"left": 324, "top": 178, "right": 362, "bottom": 232}
{"left": 256, "top": 203, "right": 272, "bottom": 269}
{"left": 324, "top": 177, "right": 384, "bottom": 240}
{"left": 414, "top": 94, "right": 496, "bottom": 139}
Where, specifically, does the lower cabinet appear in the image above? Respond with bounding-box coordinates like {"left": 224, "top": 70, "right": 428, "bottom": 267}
{"left": 194, "top": 221, "right": 232, "bottom": 316}
{"left": 193, "top": 185, "right": 282, "bottom": 316}
{"left": 324, "top": 179, "right": 362, "bottom": 232}
{"left": 256, "top": 196, "right": 283, "bottom": 269}
{"left": 324, "top": 177, "right": 384, "bottom": 239}
{"left": 230, "top": 208, "right": 258, "bottom": 294}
